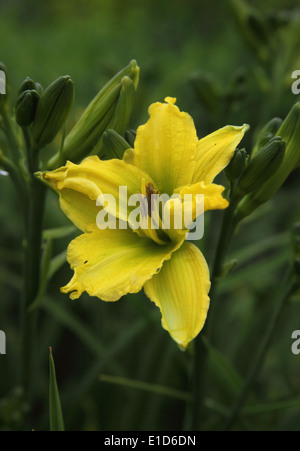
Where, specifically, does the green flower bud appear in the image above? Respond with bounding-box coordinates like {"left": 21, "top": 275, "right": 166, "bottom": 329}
{"left": 94, "top": 75, "right": 136, "bottom": 157}
{"left": 47, "top": 60, "right": 139, "bottom": 168}
{"left": 32, "top": 75, "right": 74, "bottom": 149}
{"left": 106, "top": 76, "right": 135, "bottom": 136}
{"left": 125, "top": 129, "right": 136, "bottom": 147}
{"left": 18, "top": 77, "right": 36, "bottom": 95}
{"left": 225, "top": 147, "right": 248, "bottom": 181}
{"left": 237, "top": 137, "right": 286, "bottom": 195}
{"left": 102, "top": 129, "right": 131, "bottom": 159}
{"left": 15, "top": 89, "right": 39, "bottom": 127}
{"left": 35, "top": 82, "right": 44, "bottom": 95}
{"left": 236, "top": 103, "right": 300, "bottom": 220}
{"left": 0, "top": 62, "right": 10, "bottom": 110}
{"left": 256, "top": 103, "right": 300, "bottom": 197}
{"left": 252, "top": 117, "right": 283, "bottom": 156}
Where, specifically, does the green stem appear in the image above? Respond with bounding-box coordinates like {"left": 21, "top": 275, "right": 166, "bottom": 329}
{"left": 22, "top": 127, "right": 33, "bottom": 170}
{"left": 20, "top": 150, "right": 47, "bottom": 399}
{"left": 206, "top": 198, "right": 240, "bottom": 338}
{"left": 225, "top": 271, "right": 295, "bottom": 430}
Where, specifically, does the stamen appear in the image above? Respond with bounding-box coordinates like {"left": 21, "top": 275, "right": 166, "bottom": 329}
{"left": 145, "top": 182, "right": 158, "bottom": 217}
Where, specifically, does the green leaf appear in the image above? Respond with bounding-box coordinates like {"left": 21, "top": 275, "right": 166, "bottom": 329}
{"left": 99, "top": 374, "right": 190, "bottom": 402}
{"left": 28, "top": 247, "right": 67, "bottom": 313}
{"left": 61, "top": 314, "right": 152, "bottom": 407}
{"left": 43, "top": 296, "right": 124, "bottom": 375}
{"left": 243, "top": 398, "right": 300, "bottom": 415}
{"left": 47, "top": 249, "right": 67, "bottom": 280}
{"left": 28, "top": 238, "right": 53, "bottom": 312}
{"left": 49, "top": 347, "right": 65, "bottom": 431}
{"left": 202, "top": 336, "right": 244, "bottom": 398}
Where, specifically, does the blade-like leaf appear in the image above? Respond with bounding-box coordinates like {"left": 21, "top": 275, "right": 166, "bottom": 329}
{"left": 99, "top": 374, "right": 190, "bottom": 402}
{"left": 49, "top": 347, "right": 65, "bottom": 432}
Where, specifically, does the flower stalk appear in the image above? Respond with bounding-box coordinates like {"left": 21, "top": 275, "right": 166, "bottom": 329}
{"left": 20, "top": 150, "right": 47, "bottom": 398}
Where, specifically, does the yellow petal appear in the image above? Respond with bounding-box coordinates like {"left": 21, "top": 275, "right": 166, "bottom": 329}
{"left": 42, "top": 156, "right": 154, "bottom": 232}
{"left": 161, "top": 182, "right": 229, "bottom": 243}
{"left": 192, "top": 124, "right": 249, "bottom": 184}
{"left": 176, "top": 181, "right": 229, "bottom": 215}
{"left": 57, "top": 187, "right": 101, "bottom": 232}
{"left": 123, "top": 97, "right": 198, "bottom": 194}
{"left": 62, "top": 227, "right": 183, "bottom": 301}
{"left": 144, "top": 242, "right": 211, "bottom": 349}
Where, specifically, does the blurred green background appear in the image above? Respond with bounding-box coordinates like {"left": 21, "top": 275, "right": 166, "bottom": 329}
{"left": 0, "top": 0, "right": 300, "bottom": 431}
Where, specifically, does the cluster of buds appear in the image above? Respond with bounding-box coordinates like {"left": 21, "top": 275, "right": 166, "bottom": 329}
{"left": 14, "top": 75, "right": 75, "bottom": 151}
{"left": 225, "top": 102, "right": 300, "bottom": 221}
{"left": 47, "top": 59, "right": 139, "bottom": 168}
{"left": 31, "top": 76, "right": 74, "bottom": 149}
{"left": 236, "top": 137, "right": 286, "bottom": 196}
{"left": 1, "top": 60, "right": 139, "bottom": 179}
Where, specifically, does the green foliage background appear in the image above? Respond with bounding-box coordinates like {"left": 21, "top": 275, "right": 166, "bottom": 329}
{"left": 0, "top": 0, "right": 300, "bottom": 431}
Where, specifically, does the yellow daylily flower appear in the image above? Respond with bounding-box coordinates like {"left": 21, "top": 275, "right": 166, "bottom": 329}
{"left": 42, "top": 97, "right": 248, "bottom": 350}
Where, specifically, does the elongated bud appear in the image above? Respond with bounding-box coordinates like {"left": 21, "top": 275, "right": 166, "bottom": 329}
{"left": 48, "top": 60, "right": 139, "bottom": 167}
{"left": 0, "top": 62, "right": 10, "bottom": 110}
{"left": 252, "top": 117, "right": 283, "bottom": 156}
{"left": 15, "top": 89, "right": 39, "bottom": 127}
{"left": 32, "top": 75, "right": 74, "bottom": 149}
{"left": 106, "top": 76, "right": 135, "bottom": 135}
{"left": 225, "top": 147, "right": 248, "bottom": 181}
{"left": 237, "top": 137, "right": 286, "bottom": 195}
{"left": 102, "top": 129, "right": 131, "bottom": 159}
{"left": 60, "top": 83, "right": 119, "bottom": 162}
{"left": 94, "top": 76, "right": 136, "bottom": 157}
{"left": 236, "top": 103, "right": 300, "bottom": 220}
